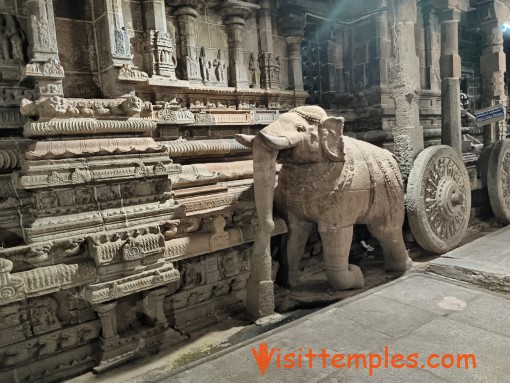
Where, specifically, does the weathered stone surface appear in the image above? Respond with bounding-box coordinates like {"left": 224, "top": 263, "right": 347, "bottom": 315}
{"left": 236, "top": 106, "right": 410, "bottom": 318}
{"left": 487, "top": 139, "right": 510, "bottom": 224}
{"left": 406, "top": 145, "right": 471, "bottom": 253}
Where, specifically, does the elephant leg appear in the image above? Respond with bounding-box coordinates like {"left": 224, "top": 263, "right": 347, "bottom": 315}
{"left": 367, "top": 223, "right": 412, "bottom": 272}
{"left": 281, "top": 215, "right": 313, "bottom": 288}
{"left": 318, "top": 224, "right": 364, "bottom": 290}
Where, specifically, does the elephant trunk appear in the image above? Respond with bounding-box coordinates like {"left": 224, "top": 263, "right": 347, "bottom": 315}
{"left": 246, "top": 139, "right": 278, "bottom": 319}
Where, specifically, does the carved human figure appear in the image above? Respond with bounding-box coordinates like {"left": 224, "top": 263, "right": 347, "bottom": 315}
{"left": 5, "top": 15, "right": 24, "bottom": 61}
{"left": 199, "top": 47, "right": 209, "bottom": 82}
{"left": 236, "top": 106, "right": 411, "bottom": 290}
{"left": 248, "top": 52, "right": 260, "bottom": 88}
{"left": 0, "top": 23, "right": 10, "bottom": 60}
{"left": 214, "top": 49, "right": 226, "bottom": 83}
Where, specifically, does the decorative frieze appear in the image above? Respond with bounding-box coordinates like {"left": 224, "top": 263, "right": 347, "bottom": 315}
{"left": 163, "top": 138, "right": 250, "bottom": 159}
{"left": 20, "top": 96, "right": 153, "bottom": 120}
{"left": 143, "top": 30, "right": 177, "bottom": 79}
{"left": 165, "top": 216, "right": 286, "bottom": 261}
{"left": 25, "top": 138, "right": 165, "bottom": 160}
{"left": 87, "top": 226, "right": 166, "bottom": 267}
{"left": 83, "top": 262, "right": 179, "bottom": 304}
{"left": 23, "top": 119, "right": 157, "bottom": 138}
{"left": 0, "top": 260, "right": 96, "bottom": 306}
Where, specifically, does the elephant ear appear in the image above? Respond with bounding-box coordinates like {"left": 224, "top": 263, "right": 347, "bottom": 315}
{"left": 319, "top": 116, "right": 345, "bottom": 162}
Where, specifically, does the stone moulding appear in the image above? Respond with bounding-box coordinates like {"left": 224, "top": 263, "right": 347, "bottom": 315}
{"left": 209, "top": 110, "right": 254, "bottom": 125}
{"left": 163, "top": 138, "right": 250, "bottom": 158}
{"left": 0, "top": 321, "right": 101, "bottom": 371}
{"left": 23, "top": 199, "right": 183, "bottom": 243}
{"left": 87, "top": 226, "right": 165, "bottom": 266}
{"left": 157, "top": 108, "right": 195, "bottom": 124}
{"left": 164, "top": 217, "right": 287, "bottom": 261}
{"left": 20, "top": 96, "right": 153, "bottom": 119}
{"left": 25, "top": 138, "right": 165, "bottom": 159}
{"left": 0, "top": 149, "right": 20, "bottom": 170}
{"left": 24, "top": 60, "right": 65, "bottom": 80}
{"left": 82, "top": 263, "right": 179, "bottom": 304}
{"left": 0, "top": 259, "right": 97, "bottom": 306}
{"left": 23, "top": 118, "right": 157, "bottom": 138}
{"left": 16, "top": 152, "right": 174, "bottom": 189}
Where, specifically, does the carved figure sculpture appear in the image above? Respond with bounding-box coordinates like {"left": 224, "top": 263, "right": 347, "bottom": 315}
{"left": 248, "top": 52, "right": 260, "bottom": 88}
{"left": 236, "top": 106, "right": 411, "bottom": 290}
{"left": 214, "top": 49, "right": 226, "bottom": 83}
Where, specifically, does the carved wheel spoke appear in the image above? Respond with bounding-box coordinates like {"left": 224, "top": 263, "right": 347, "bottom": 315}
{"left": 487, "top": 139, "right": 510, "bottom": 224}
{"left": 406, "top": 146, "right": 471, "bottom": 254}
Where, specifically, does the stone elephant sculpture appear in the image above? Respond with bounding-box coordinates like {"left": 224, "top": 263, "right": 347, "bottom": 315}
{"left": 236, "top": 106, "right": 411, "bottom": 290}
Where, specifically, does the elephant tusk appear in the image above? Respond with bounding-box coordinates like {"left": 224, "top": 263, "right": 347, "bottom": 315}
{"left": 258, "top": 132, "right": 295, "bottom": 151}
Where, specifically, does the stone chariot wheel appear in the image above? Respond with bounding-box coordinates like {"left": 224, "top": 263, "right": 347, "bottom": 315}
{"left": 487, "top": 139, "right": 510, "bottom": 224}
{"left": 406, "top": 145, "right": 471, "bottom": 254}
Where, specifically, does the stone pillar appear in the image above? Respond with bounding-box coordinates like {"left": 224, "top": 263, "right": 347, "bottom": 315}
{"left": 94, "top": 302, "right": 118, "bottom": 341}
{"left": 93, "top": 0, "right": 147, "bottom": 97}
{"left": 478, "top": 0, "right": 508, "bottom": 145}
{"left": 142, "top": 287, "right": 169, "bottom": 327}
{"left": 423, "top": 7, "right": 441, "bottom": 91}
{"left": 24, "top": 0, "right": 65, "bottom": 97}
{"left": 280, "top": 14, "right": 306, "bottom": 91}
{"left": 388, "top": 0, "right": 424, "bottom": 181}
{"left": 96, "top": 0, "right": 132, "bottom": 69}
{"left": 170, "top": 0, "right": 202, "bottom": 83}
{"left": 142, "top": 0, "right": 177, "bottom": 79}
{"left": 438, "top": 8, "right": 462, "bottom": 154}
{"left": 258, "top": 0, "right": 277, "bottom": 90}
{"left": 219, "top": 1, "right": 259, "bottom": 88}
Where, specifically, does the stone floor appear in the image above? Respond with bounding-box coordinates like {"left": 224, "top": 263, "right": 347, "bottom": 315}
{"left": 66, "top": 224, "right": 510, "bottom": 383}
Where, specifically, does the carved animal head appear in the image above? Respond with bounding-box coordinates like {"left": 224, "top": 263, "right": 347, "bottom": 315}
{"left": 236, "top": 106, "right": 345, "bottom": 164}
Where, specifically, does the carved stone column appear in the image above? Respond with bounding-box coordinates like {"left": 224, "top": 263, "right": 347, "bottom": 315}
{"left": 257, "top": 1, "right": 277, "bottom": 90}
{"left": 388, "top": 0, "right": 424, "bottom": 181}
{"left": 93, "top": 0, "right": 147, "bottom": 97}
{"left": 24, "top": 0, "right": 65, "bottom": 97}
{"left": 280, "top": 14, "right": 305, "bottom": 91}
{"left": 142, "top": 287, "right": 169, "bottom": 327}
{"left": 478, "top": 0, "right": 509, "bottom": 144}
{"left": 94, "top": 302, "right": 118, "bottom": 341}
{"left": 142, "top": 0, "right": 177, "bottom": 79}
{"left": 437, "top": 8, "right": 462, "bottom": 154}
{"left": 169, "top": 0, "right": 202, "bottom": 83}
{"left": 219, "top": 1, "right": 259, "bottom": 88}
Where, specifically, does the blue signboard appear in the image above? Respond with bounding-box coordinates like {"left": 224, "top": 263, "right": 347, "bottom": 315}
{"left": 475, "top": 105, "right": 506, "bottom": 127}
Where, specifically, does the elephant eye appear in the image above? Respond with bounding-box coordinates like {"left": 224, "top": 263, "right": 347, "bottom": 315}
{"left": 296, "top": 125, "right": 306, "bottom": 132}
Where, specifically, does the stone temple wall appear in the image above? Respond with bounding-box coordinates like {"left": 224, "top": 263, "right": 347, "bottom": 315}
{"left": 0, "top": 0, "right": 309, "bottom": 380}
{"left": 0, "top": 0, "right": 503, "bottom": 381}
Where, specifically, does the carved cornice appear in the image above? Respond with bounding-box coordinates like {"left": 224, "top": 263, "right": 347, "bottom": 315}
{"left": 0, "top": 259, "right": 97, "bottom": 306}
{"left": 163, "top": 138, "right": 250, "bottom": 158}
{"left": 23, "top": 118, "right": 157, "bottom": 138}
{"left": 165, "top": 216, "right": 286, "bottom": 261}
{"left": 25, "top": 138, "right": 165, "bottom": 160}
{"left": 83, "top": 262, "right": 179, "bottom": 304}
{"left": 20, "top": 96, "right": 153, "bottom": 120}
